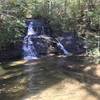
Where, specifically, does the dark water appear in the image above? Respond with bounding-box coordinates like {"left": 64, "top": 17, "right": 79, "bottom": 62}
{"left": 0, "top": 56, "right": 70, "bottom": 100}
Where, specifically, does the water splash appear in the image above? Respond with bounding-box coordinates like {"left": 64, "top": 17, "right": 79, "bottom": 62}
{"left": 23, "top": 21, "right": 38, "bottom": 60}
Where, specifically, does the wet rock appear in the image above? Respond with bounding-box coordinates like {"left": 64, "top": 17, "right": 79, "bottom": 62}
{"left": 57, "top": 32, "right": 86, "bottom": 54}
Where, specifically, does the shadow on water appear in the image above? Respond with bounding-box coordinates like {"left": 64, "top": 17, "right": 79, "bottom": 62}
{"left": 0, "top": 56, "right": 100, "bottom": 100}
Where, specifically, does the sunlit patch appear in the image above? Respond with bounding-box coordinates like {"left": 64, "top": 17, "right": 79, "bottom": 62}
{"left": 57, "top": 53, "right": 72, "bottom": 58}
{"left": 2, "top": 72, "right": 23, "bottom": 79}
{"left": 24, "top": 60, "right": 40, "bottom": 66}
{"left": 95, "top": 64, "right": 100, "bottom": 77}
{"left": 48, "top": 54, "right": 55, "bottom": 56}
{"left": 8, "top": 85, "right": 25, "bottom": 93}
{"left": 9, "top": 60, "right": 27, "bottom": 66}
{"left": 84, "top": 66, "right": 92, "bottom": 72}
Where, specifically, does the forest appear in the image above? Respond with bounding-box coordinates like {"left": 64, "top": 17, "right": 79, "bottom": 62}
{"left": 0, "top": 0, "right": 100, "bottom": 100}
{"left": 0, "top": 0, "right": 99, "bottom": 63}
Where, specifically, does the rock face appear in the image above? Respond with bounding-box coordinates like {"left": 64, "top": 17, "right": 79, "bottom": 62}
{"left": 30, "top": 32, "right": 86, "bottom": 56}
{"left": 21, "top": 19, "right": 87, "bottom": 60}
{"left": 23, "top": 19, "right": 52, "bottom": 60}
{"left": 0, "top": 19, "right": 86, "bottom": 61}
{"left": 56, "top": 32, "right": 86, "bottom": 55}
{"left": 25, "top": 19, "right": 52, "bottom": 37}
{"left": 33, "top": 38, "right": 49, "bottom": 56}
{"left": 25, "top": 35, "right": 50, "bottom": 57}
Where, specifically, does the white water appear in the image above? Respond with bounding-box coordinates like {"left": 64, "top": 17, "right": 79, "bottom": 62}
{"left": 57, "top": 42, "right": 72, "bottom": 56}
{"left": 23, "top": 22, "right": 38, "bottom": 60}
{"left": 27, "top": 22, "right": 36, "bottom": 35}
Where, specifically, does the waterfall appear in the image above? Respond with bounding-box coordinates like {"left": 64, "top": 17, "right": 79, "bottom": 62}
{"left": 27, "top": 22, "right": 36, "bottom": 35}
{"left": 22, "top": 20, "right": 75, "bottom": 60}
{"left": 56, "top": 39, "right": 72, "bottom": 56}
{"left": 23, "top": 21, "right": 38, "bottom": 60}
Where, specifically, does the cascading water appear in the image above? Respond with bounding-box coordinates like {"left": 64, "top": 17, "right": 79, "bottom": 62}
{"left": 57, "top": 42, "right": 69, "bottom": 55}
{"left": 22, "top": 19, "right": 85, "bottom": 60}
{"left": 23, "top": 21, "right": 38, "bottom": 60}
{"left": 56, "top": 39, "right": 72, "bottom": 56}
{"left": 27, "top": 22, "right": 37, "bottom": 35}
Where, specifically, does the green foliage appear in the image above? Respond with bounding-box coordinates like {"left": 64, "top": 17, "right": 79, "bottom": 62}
{"left": 0, "top": 0, "right": 26, "bottom": 50}
{"left": 0, "top": 0, "right": 99, "bottom": 63}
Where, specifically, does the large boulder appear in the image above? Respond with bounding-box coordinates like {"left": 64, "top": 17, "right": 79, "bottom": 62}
{"left": 31, "top": 36, "right": 49, "bottom": 56}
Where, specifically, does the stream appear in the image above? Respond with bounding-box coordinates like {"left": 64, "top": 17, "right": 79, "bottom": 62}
{"left": 0, "top": 56, "right": 67, "bottom": 100}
